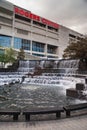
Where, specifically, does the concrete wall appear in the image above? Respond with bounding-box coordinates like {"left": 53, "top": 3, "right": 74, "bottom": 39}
{"left": 0, "top": 0, "right": 13, "bottom": 12}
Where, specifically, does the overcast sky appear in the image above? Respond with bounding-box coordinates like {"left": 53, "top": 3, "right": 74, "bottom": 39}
{"left": 6, "top": 0, "right": 87, "bottom": 34}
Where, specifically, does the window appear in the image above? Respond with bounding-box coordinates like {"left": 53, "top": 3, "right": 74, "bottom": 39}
{"left": 14, "top": 37, "right": 30, "bottom": 50}
{"left": 47, "top": 55, "right": 57, "bottom": 58}
{"left": 17, "top": 29, "right": 28, "bottom": 35}
{"left": 48, "top": 26, "right": 58, "bottom": 32}
{"left": 14, "top": 38, "right": 22, "bottom": 49}
{"left": 32, "top": 41, "right": 44, "bottom": 52}
{"left": 33, "top": 21, "right": 46, "bottom": 28}
{"left": 15, "top": 14, "right": 31, "bottom": 23}
{"left": 69, "top": 34, "right": 76, "bottom": 38}
{"left": 0, "top": 16, "right": 12, "bottom": 24}
{"left": 47, "top": 45, "right": 57, "bottom": 54}
{"left": 32, "top": 53, "right": 44, "bottom": 57}
{"left": 21, "top": 39, "right": 30, "bottom": 50}
{"left": 0, "top": 35, "right": 11, "bottom": 47}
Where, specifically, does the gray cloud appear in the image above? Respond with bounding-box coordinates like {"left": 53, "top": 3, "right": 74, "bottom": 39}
{"left": 6, "top": 0, "right": 87, "bottom": 34}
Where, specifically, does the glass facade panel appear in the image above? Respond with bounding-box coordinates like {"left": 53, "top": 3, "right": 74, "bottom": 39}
{"left": 47, "top": 46, "right": 53, "bottom": 53}
{"left": 32, "top": 41, "right": 44, "bottom": 52}
{"left": 32, "top": 53, "right": 44, "bottom": 57}
{"left": 14, "top": 37, "right": 30, "bottom": 50}
{"left": 47, "top": 55, "right": 57, "bottom": 58}
{"left": 47, "top": 48, "right": 53, "bottom": 53}
{"left": 14, "top": 38, "right": 21, "bottom": 49}
{"left": 0, "top": 35, "right": 11, "bottom": 48}
{"left": 47, "top": 45, "right": 57, "bottom": 54}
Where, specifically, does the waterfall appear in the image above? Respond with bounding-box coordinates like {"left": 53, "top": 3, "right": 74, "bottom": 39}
{"left": 17, "top": 59, "right": 80, "bottom": 75}
{"left": 17, "top": 60, "right": 36, "bottom": 74}
{"left": 40, "top": 61, "right": 45, "bottom": 69}
{"left": 53, "top": 60, "right": 59, "bottom": 68}
{"left": 58, "top": 59, "right": 79, "bottom": 74}
{"left": 58, "top": 60, "right": 79, "bottom": 68}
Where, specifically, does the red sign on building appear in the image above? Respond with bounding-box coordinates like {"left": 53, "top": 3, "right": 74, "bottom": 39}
{"left": 14, "top": 7, "right": 59, "bottom": 29}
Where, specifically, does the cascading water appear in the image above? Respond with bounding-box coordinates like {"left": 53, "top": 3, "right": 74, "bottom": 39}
{"left": 23, "top": 75, "right": 84, "bottom": 87}
{"left": 53, "top": 60, "right": 59, "bottom": 69}
{"left": 40, "top": 60, "right": 45, "bottom": 69}
{"left": 0, "top": 59, "right": 86, "bottom": 116}
{"left": 0, "top": 59, "right": 80, "bottom": 86}
{"left": 17, "top": 60, "right": 37, "bottom": 74}
{"left": 58, "top": 59, "right": 79, "bottom": 68}
{"left": 58, "top": 59, "right": 80, "bottom": 74}
{"left": 17, "top": 59, "right": 80, "bottom": 75}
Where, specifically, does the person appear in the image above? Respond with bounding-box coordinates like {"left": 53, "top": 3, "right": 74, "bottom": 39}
{"left": 21, "top": 76, "right": 25, "bottom": 83}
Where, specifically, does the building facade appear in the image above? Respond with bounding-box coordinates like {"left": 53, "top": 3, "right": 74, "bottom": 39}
{"left": 0, "top": 0, "right": 84, "bottom": 59}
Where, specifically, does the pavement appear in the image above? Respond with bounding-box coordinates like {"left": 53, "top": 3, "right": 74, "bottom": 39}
{"left": 0, "top": 114, "right": 87, "bottom": 130}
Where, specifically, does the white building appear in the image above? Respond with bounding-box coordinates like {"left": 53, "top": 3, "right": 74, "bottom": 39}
{"left": 0, "top": 0, "right": 84, "bottom": 59}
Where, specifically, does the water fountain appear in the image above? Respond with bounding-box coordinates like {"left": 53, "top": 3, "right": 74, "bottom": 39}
{"left": 0, "top": 59, "right": 84, "bottom": 86}
{"left": 57, "top": 59, "right": 80, "bottom": 74}
{"left": 17, "top": 60, "right": 37, "bottom": 74}
{"left": 0, "top": 59, "right": 87, "bottom": 113}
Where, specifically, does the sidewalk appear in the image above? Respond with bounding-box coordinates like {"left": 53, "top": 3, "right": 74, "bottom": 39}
{"left": 0, "top": 115, "right": 87, "bottom": 130}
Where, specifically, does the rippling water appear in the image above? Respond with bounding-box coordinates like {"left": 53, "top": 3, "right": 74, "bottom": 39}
{"left": 0, "top": 83, "right": 86, "bottom": 110}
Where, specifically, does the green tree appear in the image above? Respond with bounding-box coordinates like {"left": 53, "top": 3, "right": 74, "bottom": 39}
{"left": 63, "top": 37, "right": 87, "bottom": 62}
{"left": 0, "top": 54, "right": 5, "bottom": 67}
{"left": 0, "top": 48, "right": 16, "bottom": 67}
{"left": 5, "top": 48, "right": 16, "bottom": 63}
{"left": 17, "top": 48, "right": 25, "bottom": 60}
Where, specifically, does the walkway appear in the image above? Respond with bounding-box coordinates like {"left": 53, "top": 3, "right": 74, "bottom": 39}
{"left": 0, "top": 115, "right": 87, "bottom": 130}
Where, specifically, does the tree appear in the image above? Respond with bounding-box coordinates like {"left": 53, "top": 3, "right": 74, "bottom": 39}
{"left": 5, "top": 48, "right": 16, "bottom": 63}
{"left": 0, "top": 54, "right": 6, "bottom": 67}
{"left": 63, "top": 37, "right": 87, "bottom": 62}
{"left": 0, "top": 48, "right": 16, "bottom": 67}
{"left": 17, "top": 48, "right": 25, "bottom": 60}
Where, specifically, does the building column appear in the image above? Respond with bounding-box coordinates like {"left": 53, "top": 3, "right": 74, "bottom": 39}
{"left": 45, "top": 25, "right": 48, "bottom": 58}
{"left": 30, "top": 20, "right": 33, "bottom": 55}
{"left": 44, "top": 44, "right": 47, "bottom": 57}
{"left": 11, "top": 10, "right": 15, "bottom": 48}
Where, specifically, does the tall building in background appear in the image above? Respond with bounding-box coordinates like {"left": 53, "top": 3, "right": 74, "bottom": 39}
{"left": 0, "top": 0, "right": 84, "bottom": 59}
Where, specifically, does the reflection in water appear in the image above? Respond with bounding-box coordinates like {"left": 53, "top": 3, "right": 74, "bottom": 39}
{"left": 0, "top": 83, "right": 86, "bottom": 110}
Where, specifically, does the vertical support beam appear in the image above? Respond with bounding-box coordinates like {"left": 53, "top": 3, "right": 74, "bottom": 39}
{"left": 44, "top": 44, "right": 47, "bottom": 57}
{"left": 30, "top": 20, "right": 33, "bottom": 55}
{"left": 56, "top": 112, "right": 61, "bottom": 118}
{"left": 66, "top": 111, "right": 70, "bottom": 117}
{"left": 25, "top": 114, "right": 30, "bottom": 121}
{"left": 46, "top": 25, "right": 48, "bottom": 58}
{"left": 11, "top": 7, "right": 15, "bottom": 48}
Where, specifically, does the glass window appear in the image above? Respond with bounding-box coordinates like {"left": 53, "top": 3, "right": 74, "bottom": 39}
{"left": 48, "top": 26, "right": 58, "bottom": 32}
{"left": 14, "top": 37, "right": 30, "bottom": 50}
{"left": 33, "top": 21, "right": 46, "bottom": 28}
{"left": 47, "top": 55, "right": 57, "bottom": 58}
{"left": 0, "top": 35, "right": 11, "bottom": 48}
{"left": 15, "top": 14, "right": 31, "bottom": 23}
{"left": 32, "top": 53, "right": 44, "bottom": 57}
{"left": 47, "top": 45, "right": 57, "bottom": 54}
{"left": 69, "top": 34, "right": 76, "bottom": 38}
{"left": 22, "top": 39, "right": 30, "bottom": 50}
{"left": 32, "top": 41, "right": 44, "bottom": 52}
{"left": 14, "top": 38, "right": 22, "bottom": 49}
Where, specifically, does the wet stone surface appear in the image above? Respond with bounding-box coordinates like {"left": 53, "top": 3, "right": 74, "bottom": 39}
{"left": 0, "top": 83, "right": 85, "bottom": 111}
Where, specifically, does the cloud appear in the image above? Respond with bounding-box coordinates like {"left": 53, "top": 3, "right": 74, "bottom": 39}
{"left": 6, "top": 0, "right": 87, "bottom": 34}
